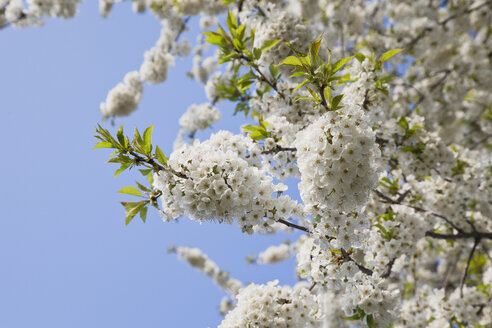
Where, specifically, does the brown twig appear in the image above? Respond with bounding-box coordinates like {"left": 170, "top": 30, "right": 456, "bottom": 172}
{"left": 380, "top": 258, "right": 396, "bottom": 278}
{"left": 277, "top": 218, "right": 310, "bottom": 233}
{"left": 261, "top": 145, "right": 297, "bottom": 155}
{"left": 340, "top": 248, "right": 374, "bottom": 276}
{"left": 459, "top": 238, "right": 480, "bottom": 298}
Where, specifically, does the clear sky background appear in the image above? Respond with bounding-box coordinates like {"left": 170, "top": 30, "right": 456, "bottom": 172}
{"left": 0, "top": 2, "right": 300, "bottom": 327}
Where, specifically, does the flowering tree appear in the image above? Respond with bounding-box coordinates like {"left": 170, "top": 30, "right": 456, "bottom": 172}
{"left": 4, "top": 0, "right": 492, "bottom": 327}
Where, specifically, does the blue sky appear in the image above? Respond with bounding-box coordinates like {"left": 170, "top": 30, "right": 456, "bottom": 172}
{"left": 0, "top": 2, "right": 300, "bottom": 327}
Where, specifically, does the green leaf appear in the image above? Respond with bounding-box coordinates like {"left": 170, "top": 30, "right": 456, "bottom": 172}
{"left": 118, "top": 186, "right": 142, "bottom": 197}
{"left": 146, "top": 172, "right": 154, "bottom": 185}
{"left": 226, "top": 10, "right": 238, "bottom": 32}
{"left": 107, "top": 156, "right": 132, "bottom": 164}
{"left": 331, "top": 94, "right": 344, "bottom": 110}
{"left": 299, "top": 55, "right": 311, "bottom": 68}
{"left": 155, "top": 145, "right": 168, "bottom": 165}
{"left": 354, "top": 52, "right": 366, "bottom": 63}
{"left": 139, "top": 169, "right": 152, "bottom": 176}
{"left": 309, "top": 34, "right": 323, "bottom": 65}
{"left": 217, "top": 52, "right": 236, "bottom": 64}
{"left": 249, "top": 27, "right": 255, "bottom": 48}
{"left": 323, "top": 86, "right": 331, "bottom": 105}
{"left": 237, "top": 24, "right": 246, "bottom": 40}
{"left": 292, "top": 79, "right": 309, "bottom": 93}
{"left": 269, "top": 64, "right": 279, "bottom": 78}
{"left": 289, "top": 71, "right": 308, "bottom": 78}
{"left": 397, "top": 116, "right": 409, "bottom": 131}
{"left": 93, "top": 141, "right": 115, "bottom": 149}
{"left": 114, "top": 164, "right": 130, "bottom": 178}
{"left": 261, "top": 39, "right": 280, "bottom": 52}
{"left": 366, "top": 314, "right": 376, "bottom": 328}
{"left": 284, "top": 42, "right": 306, "bottom": 57}
{"left": 242, "top": 124, "right": 269, "bottom": 140}
{"left": 116, "top": 124, "right": 126, "bottom": 147}
{"left": 136, "top": 181, "right": 151, "bottom": 192}
{"left": 121, "top": 201, "right": 147, "bottom": 226}
{"left": 464, "top": 89, "right": 475, "bottom": 101}
{"left": 279, "top": 56, "right": 303, "bottom": 67}
{"left": 341, "top": 308, "right": 366, "bottom": 320}
{"left": 134, "top": 127, "right": 144, "bottom": 147}
{"left": 222, "top": 0, "right": 235, "bottom": 4}
{"left": 378, "top": 75, "right": 395, "bottom": 84}
{"left": 331, "top": 56, "right": 353, "bottom": 75}
{"left": 379, "top": 48, "right": 404, "bottom": 64}
{"left": 143, "top": 125, "right": 153, "bottom": 154}
{"left": 294, "top": 96, "right": 317, "bottom": 102}
{"left": 203, "top": 31, "right": 227, "bottom": 47}
{"left": 139, "top": 206, "right": 148, "bottom": 223}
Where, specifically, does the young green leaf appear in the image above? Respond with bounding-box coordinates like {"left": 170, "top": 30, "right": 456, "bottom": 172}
{"left": 331, "top": 56, "right": 353, "bottom": 75}
{"left": 261, "top": 39, "right": 280, "bottom": 52}
{"left": 279, "top": 56, "right": 303, "bottom": 67}
{"left": 269, "top": 64, "right": 279, "bottom": 79}
{"left": 134, "top": 127, "right": 144, "bottom": 148}
{"left": 139, "top": 206, "right": 148, "bottom": 223}
{"left": 114, "top": 164, "right": 130, "bottom": 178}
{"left": 226, "top": 10, "right": 238, "bottom": 32}
{"left": 331, "top": 94, "right": 344, "bottom": 110}
{"left": 121, "top": 201, "right": 148, "bottom": 225}
{"left": 366, "top": 314, "right": 376, "bottom": 328}
{"left": 289, "top": 71, "right": 308, "bottom": 78}
{"left": 155, "top": 145, "right": 168, "bottom": 166}
{"left": 294, "top": 96, "right": 317, "bottom": 102}
{"left": 136, "top": 181, "right": 151, "bottom": 192}
{"left": 292, "top": 79, "right": 309, "bottom": 93}
{"left": 354, "top": 52, "right": 366, "bottom": 63}
{"left": 309, "top": 34, "right": 323, "bottom": 65}
{"left": 284, "top": 42, "right": 307, "bottom": 57}
{"left": 143, "top": 125, "right": 153, "bottom": 154}
{"left": 242, "top": 124, "right": 269, "bottom": 140}
{"left": 93, "top": 141, "right": 115, "bottom": 149}
{"left": 203, "top": 31, "right": 228, "bottom": 47}
{"left": 116, "top": 124, "right": 127, "bottom": 147}
{"left": 139, "top": 168, "right": 152, "bottom": 176}
{"left": 118, "top": 186, "right": 142, "bottom": 197}
{"left": 379, "top": 48, "right": 404, "bottom": 64}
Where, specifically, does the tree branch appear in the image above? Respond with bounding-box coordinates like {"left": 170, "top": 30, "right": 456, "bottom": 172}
{"left": 276, "top": 218, "right": 310, "bottom": 233}
{"left": 460, "top": 237, "right": 480, "bottom": 298}
{"left": 261, "top": 145, "right": 297, "bottom": 155}
{"left": 425, "top": 231, "right": 492, "bottom": 240}
{"left": 340, "top": 248, "right": 374, "bottom": 276}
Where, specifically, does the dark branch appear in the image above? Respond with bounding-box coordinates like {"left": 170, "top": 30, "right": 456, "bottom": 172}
{"left": 277, "top": 218, "right": 310, "bottom": 233}
{"left": 380, "top": 257, "right": 396, "bottom": 278}
{"left": 425, "top": 231, "right": 492, "bottom": 240}
{"left": 460, "top": 238, "right": 480, "bottom": 298}
{"left": 261, "top": 145, "right": 297, "bottom": 155}
{"left": 340, "top": 248, "right": 374, "bottom": 276}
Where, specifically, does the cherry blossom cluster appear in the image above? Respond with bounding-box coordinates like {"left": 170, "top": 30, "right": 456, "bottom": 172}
{"left": 218, "top": 280, "right": 322, "bottom": 328}
{"left": 295, "top": 103, "right": 381, "bottom": 214}
{"left": 153, "top": 131, "right": 303, "bottom": 234}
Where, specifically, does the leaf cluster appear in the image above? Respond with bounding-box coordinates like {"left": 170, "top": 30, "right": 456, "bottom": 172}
{"left": 94, "top": 124, "right": 171, "bottom": 225}
{"left": 278, "top": 35, "right": 352, "bottom": 110}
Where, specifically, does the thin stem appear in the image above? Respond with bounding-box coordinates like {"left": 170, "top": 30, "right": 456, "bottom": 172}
{"left": 425, "top": 231, "right": 492, "bottom": 240}
{"left": 277, "top": 218, "right": 310, "bottom": 233}
{"left": 460, "top": 238, "right": 480, "bottom": 298}
{"left": 340, "top": 248, "right": 374, "bottom": 276}
{"left": 261, "top": 145, "right": 297, "bottom": 155}
{"left": 380, "top": 258, "right": 396, "bottom": 278}
{"left": 130, "top": 151, "right": 188, "bottom": 180}
{"left": 238, "top": 53, "right": 287, "bottom": 100}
